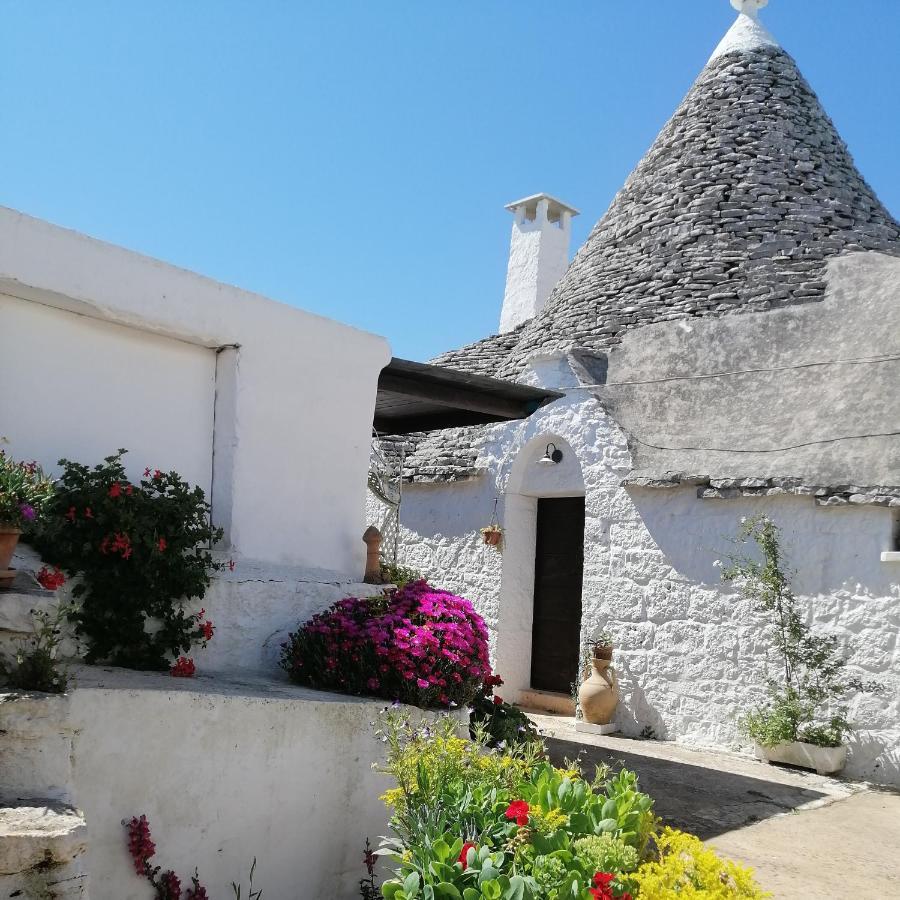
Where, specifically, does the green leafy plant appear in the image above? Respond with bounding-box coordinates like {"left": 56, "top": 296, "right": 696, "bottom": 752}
{"left": 0, "top": 600, "right": 77, "bottom": 693}
{"left": 469, "top": 675, "right": 541, "bottom": 748}
{"left": 722, "top": 515, "right": 880, "bottom": 748}
{"left": 374, "top": 710, "right": 656, "bottom": 900}
{"left": 380, "top": 559, "right": 424, "bottom": 590}
{"left": 233, "top": 857, "right": 263, "bottom": 899}
{"left": 33, "top": 451, "right": 223, "bottom": 670}
{"left": 0, "top": 445, "right": 54, "bottom": 529}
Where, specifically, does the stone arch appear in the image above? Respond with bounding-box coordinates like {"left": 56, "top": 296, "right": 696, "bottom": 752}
{"left": 495, "top": 433, "right": 586, "bottom": 704}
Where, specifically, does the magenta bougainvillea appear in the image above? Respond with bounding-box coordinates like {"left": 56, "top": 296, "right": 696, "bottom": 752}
{"left": 280, "top": 580, "right": 492, "bottom": 707}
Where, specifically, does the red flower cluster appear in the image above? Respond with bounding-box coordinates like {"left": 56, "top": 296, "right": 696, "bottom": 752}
{"left": 282, "top": 580, "right": 492, "bottom": 707}
{"left": 157, "top": 537, "right": 167, "bottom": 552}
{"left": 124, "top": 814, "right": 209, "bottom": 899}
{"left": 505, "top": 800, "right": 530, "bottom": 827}
{"left": 185, "top": 880, "right": 209, "bottom": 900}
{"left": 589, "top": 872, "right": 632, "bottom": 900}
{"left": 458, "top": 841, "right": 477, "bottom": 870}
{"left": 170, "top": 657, "right": 196, "bottom": 677}
{"left": 36, "top": 565, "right": 66, "bottom": 591}
{"left": 160, "top": 871, "right": 182, "bottom": 899}
{"left": 100, "top": 531, "right": 132, "bottom": 559}
{"left": 126, "top": 814, "right": 156, "bottom": 875}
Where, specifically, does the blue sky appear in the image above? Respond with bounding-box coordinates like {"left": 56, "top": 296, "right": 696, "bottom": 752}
{"left": 2, "top": 1, "right": 898, "bottom": 361}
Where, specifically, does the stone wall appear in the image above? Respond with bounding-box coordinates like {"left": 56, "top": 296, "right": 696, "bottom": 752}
{"left": 0, "top": 670, "right": 428, "bottom": 900}
{"left": 369, "top": 387, "right": 900, "bottom": 785}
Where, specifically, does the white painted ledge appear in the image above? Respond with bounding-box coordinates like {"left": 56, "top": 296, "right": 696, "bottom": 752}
{"left": 881, "top": 551, "right": 900, "bottom": 562}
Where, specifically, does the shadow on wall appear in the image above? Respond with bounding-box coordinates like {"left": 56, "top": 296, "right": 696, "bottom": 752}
{"left": 628, "top": 486, "right": 899, "bottom": 597}
{"left": 399, "top": 478, "right": 502, "bottom": 542}
{"left": 543, "top": 736, "right": 828, "bottom": 841}
{"left": 614, "top": 676, "right": 668, "bottom": 742}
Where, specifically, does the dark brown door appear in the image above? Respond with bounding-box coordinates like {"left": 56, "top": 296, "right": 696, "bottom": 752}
{"left": 530, "top": 497, "right": 585, "bottom": 694}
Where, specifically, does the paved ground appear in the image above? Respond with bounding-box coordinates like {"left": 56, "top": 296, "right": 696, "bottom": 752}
{"left": 528, "top": 713, "right": 900, "bottom": 899}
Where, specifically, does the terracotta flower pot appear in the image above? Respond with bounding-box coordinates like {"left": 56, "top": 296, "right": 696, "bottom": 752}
{"left": 0, "top": 526, "right": 22, "bottom": 572}
{"left": 578, "top": 658, "right": 619, "bottom": 726}
{"left": 593, "top": 644, "right": 613, "bottom": 661}
{"left": 482, "top": 528, "right": 502, "bottom": 547}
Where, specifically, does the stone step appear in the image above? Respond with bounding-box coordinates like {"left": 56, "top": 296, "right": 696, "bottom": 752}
{"left": 0, "top": 800, "right": 89, "bottom": 898}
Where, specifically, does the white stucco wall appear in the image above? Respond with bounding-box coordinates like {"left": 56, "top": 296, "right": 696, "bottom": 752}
{"left": 2, "top": 671, "right": 402, "bottom": 900}
{"left": 0, "top": 293, "right": 216, "bottom": 493}
{"left": 370, "top": 359, "right": 900, "bottom": 785}
{"left": 0, "top": 206, "right": 391, "bottom": 576}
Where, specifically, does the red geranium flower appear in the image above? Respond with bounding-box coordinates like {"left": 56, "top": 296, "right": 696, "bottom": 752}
{"left": 170, "top": 657, "right": 195, "bottom": 677}
{"left": 36, "top": 565, "right": 66, "bottom": 591}
{"left": 493, "top": 695, "right": 504, "bottom": 706}
{"left": 65, "top": 506, "right": 76, "bottom": 522}
{"left": 505, "top": 800, "right": 529, "bottom": 826}
{"left": 157, "top": 537, "right": 167, "bottom": 552}
{"left": 458, "top": 841, "right": 476, "bottom": 869}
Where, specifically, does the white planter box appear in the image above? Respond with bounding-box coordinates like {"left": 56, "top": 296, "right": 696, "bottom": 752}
{"left": 754, "top": 740, "right": 847, "bottom": 775}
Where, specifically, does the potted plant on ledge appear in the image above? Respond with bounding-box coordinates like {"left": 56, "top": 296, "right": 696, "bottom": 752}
{"left": 0, "top": 445, "right": 54, "bottom": 589}
{"left": 723, "top": 515, "right": 881, "bottom": 776}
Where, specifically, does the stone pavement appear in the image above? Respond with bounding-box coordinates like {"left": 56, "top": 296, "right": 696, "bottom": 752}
{"left": 528, "top": 713, "right": 900, "bottom": 899}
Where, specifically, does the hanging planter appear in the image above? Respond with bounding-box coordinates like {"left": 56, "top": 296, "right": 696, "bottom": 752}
{"left": 480, "top": 498, "right": 503, "bottom": 548}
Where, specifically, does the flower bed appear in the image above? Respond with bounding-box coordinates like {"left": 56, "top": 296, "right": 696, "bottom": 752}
{"left": 373, "top": 713, "right": 768, "bottom": 899}
{"left": 281, "top": 580, "right": 491, "bottom": 708}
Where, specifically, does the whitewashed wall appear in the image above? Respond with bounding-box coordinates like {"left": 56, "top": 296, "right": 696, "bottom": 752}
{"left": 0, "top": 293, "right": 216, "bottom": 493}
{"left": 0, "top": 206, "right": 391, "bottom": 576}
{"left": 369, "top": 363, "right": 900, "bottom": 785}
{"left": 2, "top": 673, "right": 405, "bottom": 900}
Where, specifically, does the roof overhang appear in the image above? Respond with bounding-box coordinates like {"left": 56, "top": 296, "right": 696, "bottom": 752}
{"left": 374, "top": 357, "right": 563, "bottom": 435}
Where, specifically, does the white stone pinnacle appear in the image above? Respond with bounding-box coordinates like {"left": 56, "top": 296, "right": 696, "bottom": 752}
{"left": 730, "top": 0, "right": 768, "bottom": 15}
{"left": 711, "top": 0, "right": 779, "bottom": 62}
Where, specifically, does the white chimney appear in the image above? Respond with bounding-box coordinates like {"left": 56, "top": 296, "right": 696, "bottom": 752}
{"left": 499, "top": 193, "right": 579, "bottom": 333}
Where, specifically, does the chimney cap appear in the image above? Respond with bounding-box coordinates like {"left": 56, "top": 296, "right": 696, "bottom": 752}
{"left": 505, "top": 193, "right": 580, "bottom": 219}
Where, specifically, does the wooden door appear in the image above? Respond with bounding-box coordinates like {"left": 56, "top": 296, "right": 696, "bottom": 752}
{"left": 530, "top": 497, "right": 585, "bottom": 694}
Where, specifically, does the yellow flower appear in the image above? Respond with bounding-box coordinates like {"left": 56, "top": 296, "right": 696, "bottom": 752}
{"left": 630, "top": 828, "right": 769, "bottom": 899}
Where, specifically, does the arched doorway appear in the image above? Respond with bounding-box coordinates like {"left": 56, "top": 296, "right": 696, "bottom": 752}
{"left": 495, "top": 434, "right": 586, "bottom": 708}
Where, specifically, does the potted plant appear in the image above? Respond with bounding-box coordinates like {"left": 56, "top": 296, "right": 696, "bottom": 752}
{"left": 590, "top": 630, "right": 614, "bottom": 661}
{"left": 480, "top": 524, "right": 503, "bottom": 547}
{"left": 723, "top": 515, "right": 881, "bottom": 776}
{"left": 578, "top": 630, "right": 618, "bottom": 726}
{"left": 0, "top": 446, "right": 54, "bottom": 587}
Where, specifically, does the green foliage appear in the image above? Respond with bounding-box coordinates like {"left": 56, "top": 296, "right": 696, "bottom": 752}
{"left": 380, "top": 560, "right": 425, "bottom": 590}
{"left": 0, "top": 601, "right": 76, "bottom": 693}
{"left": 469, "top": 683, "right": 541, "bottom": 749}
{"left": 232, "top": 858, "right": 262, "bottom": 899}
{"left": 0, "top": 445, "right": 54, "bottom": 529}
{"left": 723, "top": 515, "right": 880, "bottom": 748}
{"left": 571, "top": 835, "right": 638, "bottom": 877}
{"left": 33, "top": 451, "right": 223, "bottom": 670}
{"left": 375, "top": 711, "right": 655, "bottom": 900}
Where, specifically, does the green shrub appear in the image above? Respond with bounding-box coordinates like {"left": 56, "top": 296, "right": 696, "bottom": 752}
{"left": 469, "top": 676, "right": 541, "bottom": 748}
{"left": 723, "top": 515, "right": 880, "bottom": 748}
{"left": 374, "top": 711, "right": 656, "bottom": 899}
{"left": 33, "top": 451, "right": 222, "bottom": 670}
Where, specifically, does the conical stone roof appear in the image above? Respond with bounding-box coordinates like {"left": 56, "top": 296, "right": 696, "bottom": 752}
{"left": 401, "top": 9, "right": 900, "bottom": 482}
{"left": 488, "top": 15, "right": 900, "bottom": 376}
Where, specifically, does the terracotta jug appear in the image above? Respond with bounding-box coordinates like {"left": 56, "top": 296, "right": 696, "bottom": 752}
{"left": 578, "top": 658, "right": 618, "bottom": 725}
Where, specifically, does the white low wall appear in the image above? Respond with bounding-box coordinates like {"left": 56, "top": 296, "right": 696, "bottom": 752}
{"left": 62, "top": 669, "right": 394, "bottom": 900}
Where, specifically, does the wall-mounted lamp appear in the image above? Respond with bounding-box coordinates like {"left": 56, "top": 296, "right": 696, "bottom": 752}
{"left": 537, "top": 442, "right": 563, "bottom": 466}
